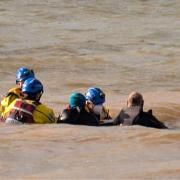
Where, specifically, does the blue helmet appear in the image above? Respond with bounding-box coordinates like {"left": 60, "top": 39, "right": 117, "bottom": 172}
{"left": 85, "top": 87, "right": 105, "bottom": 105}
{"left": 16, "top": 67, "right": 35, "bottom": 83}
{"left": 22, "top": 78, "right": 43, "bottom": 95}
{"left": 69, "top": 92, "right": 86, "bottom": 110}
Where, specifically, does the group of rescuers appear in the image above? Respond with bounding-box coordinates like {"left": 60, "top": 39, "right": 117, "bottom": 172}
{"left": 0, "top": 67, "right": 168, "bottom": 129}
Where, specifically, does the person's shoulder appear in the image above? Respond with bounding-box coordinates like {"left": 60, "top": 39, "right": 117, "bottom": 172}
{"left": 57, "top": 107, "right": 80, "bottom": 124}
{"left": 34, "top": 103, "right": 55, "bottom": 123}
{"left": 140, "top": 110, "right": 161, "bottom": 123}
{"left": 36, "top": 103, "right": 54, "bottom": 113}
{"left": 7, "top": 86, "right": 22, "bottom": 96}
{"left": 140, "top": 110, "right": 155, "bottom": 119}
{"left": 139, "top": 109, "right": 168, "bottom": 129}
{"left": 8, "top": 86, "right": 20, "bottom": 92}
{"left": 1, "top": 86, "right": 20, "bottom": 103}
{"left": 62, "top": 107, "right": 79, "bottom": 118}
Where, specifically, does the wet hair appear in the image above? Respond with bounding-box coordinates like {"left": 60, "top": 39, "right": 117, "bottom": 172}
{"left": 127, "top": 92, "right": 143, "bottom": 107}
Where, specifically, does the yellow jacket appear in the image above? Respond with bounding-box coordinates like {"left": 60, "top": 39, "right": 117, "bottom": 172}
{"left": 0, "top": 86, "right": 23, "bottom": 116}
{"left": 1, "top": 99, "right": 55, "bottom": 124}
{"left": 34, "top": 103, "right": 56, "bottom": 123}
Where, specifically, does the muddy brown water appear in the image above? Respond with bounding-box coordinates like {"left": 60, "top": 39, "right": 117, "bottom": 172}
{"left": 0, "top": 0, "right": 180, "bottom": 179}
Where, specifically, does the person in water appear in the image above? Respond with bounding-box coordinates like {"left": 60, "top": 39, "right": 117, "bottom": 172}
{"left": 1, "top": 77, "right": 55, "bottom": 124}
{"left": 113, "top": 91, "right": 168, "bottom": 129}
{"left": 0, "top": 67, "right": 35, "bottom": 116}
{"left": 57, "top": 92, "right": 99, "bottom": 126}
{"left": 85, "top": 87, "right": 113, "bottom": 125}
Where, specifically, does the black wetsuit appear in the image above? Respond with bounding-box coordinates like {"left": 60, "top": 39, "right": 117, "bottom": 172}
{"left": 57, "top": 107, "right": 99, "bottom": 126}
{"left": 113, "top": 106, "right": 168, "bottom": 129}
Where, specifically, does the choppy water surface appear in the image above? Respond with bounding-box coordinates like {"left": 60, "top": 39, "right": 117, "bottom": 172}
{"left": 0, "top": 0, "right": 180, "bottom": 179}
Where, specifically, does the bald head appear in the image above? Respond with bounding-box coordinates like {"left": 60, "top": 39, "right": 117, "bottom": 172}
{"left": 127, "top": 92, "right": 144, "bottom": 108}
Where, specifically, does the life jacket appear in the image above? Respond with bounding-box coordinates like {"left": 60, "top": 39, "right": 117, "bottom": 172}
{"left": 0, "top": 87, "right": 23, "bottom": 116}
{"left": 7, "top": 86, "right": 23, "bottom": 98}
{"left": 4, "top": 99, "right": 37, "bottom": 124}
{"left": 33, "top": 104, "right": 55, "bottom": 123}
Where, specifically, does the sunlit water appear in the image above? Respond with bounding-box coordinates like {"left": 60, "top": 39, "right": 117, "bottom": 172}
{"left": 0, "top": 0, "right": 180, "bottom": 179}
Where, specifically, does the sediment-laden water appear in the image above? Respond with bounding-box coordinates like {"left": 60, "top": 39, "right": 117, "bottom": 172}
{"left": 0, "top": 0, "right": 180, "bottom": 179}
